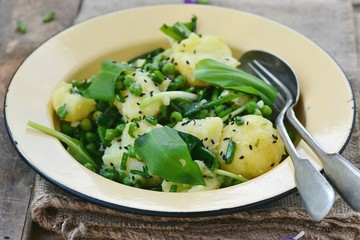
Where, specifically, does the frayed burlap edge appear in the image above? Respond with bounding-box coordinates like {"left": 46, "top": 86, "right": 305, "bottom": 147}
{"left": 31, "top": 175, "right": 360, "bottom": 240}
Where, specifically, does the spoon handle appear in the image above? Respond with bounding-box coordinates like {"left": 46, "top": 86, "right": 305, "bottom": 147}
{"left": 276, "top": 115, "right": 335, "bottom": 221}
{"left": 287, "top": 107, "right": 360, "bottom": 211}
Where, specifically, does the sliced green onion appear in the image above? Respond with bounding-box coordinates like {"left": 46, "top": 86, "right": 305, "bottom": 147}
{"left": 120, "top": 153, "right": 128, "bottom": 171}
{"left": 224, "top": 140, "right": 236, "bottom": 164}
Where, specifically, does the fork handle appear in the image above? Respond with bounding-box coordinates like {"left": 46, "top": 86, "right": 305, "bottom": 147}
{"left": 287, "top": 107, "right": 360, "bottom": 211}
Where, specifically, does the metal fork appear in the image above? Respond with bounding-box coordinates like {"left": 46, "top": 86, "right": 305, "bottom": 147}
{"left": 246, "top": 60, "right": 335, "bottom": 221}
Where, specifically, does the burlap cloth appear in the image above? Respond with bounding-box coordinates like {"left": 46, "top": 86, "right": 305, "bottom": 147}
{"left": 31, "top": 0, "right": 360, "bottom": 239}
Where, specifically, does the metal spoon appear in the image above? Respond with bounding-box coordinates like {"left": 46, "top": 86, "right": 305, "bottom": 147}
{"left": 240, "top": 50, "right": 360, "bottom": 212}
{"left": 239, "top": 51, "right": 335, "bottom": 221}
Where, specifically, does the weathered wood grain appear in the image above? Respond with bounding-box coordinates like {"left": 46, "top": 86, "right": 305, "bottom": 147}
{"left": 0, "top": 0, "right": 81, "bottom": 239}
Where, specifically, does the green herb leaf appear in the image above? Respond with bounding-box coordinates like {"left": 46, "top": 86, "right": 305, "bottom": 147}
{"left": 17, "top": 20, "right": 27, "bottom": 33}
{"left": 160, "top": 16, "right": 197, "bottom": 41}
{"left": 195, "top": 59, "right": 278, "bottom": 105}
{"left": 177, "top": 131, "right": 219, "bottom": 170}
{"left": 43, "top": 11, "right": 55, "bottom": 23}
{"left": 82, "top": 60, "right": 134, "bottom": 102}
{"left": 134, "top": 126, "right": 205, "bottom": 185}
{"left": 27, "top": 121, "right": 100, "bottom": 171}
{"left": 56, "top": 104, "right": 68, "bottom": 120}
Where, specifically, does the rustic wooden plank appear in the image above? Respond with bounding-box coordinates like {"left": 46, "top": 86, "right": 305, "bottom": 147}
{"left": 0, "top": 0, "right": 81, "bottom": 239}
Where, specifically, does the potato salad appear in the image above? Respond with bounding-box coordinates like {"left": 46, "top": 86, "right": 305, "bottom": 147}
{"left": 29, "top": 17, "right": 285, "bottom": 192}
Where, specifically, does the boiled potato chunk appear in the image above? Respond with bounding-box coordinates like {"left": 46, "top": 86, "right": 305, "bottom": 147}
{"left": 218, "top": 115, "right": 285, "bottom": 179}
{"left": 169, "top": 33, "right": 239, "bottom": 86}
{"left": 174, "top": 117, "right": 223, "bottom": 150}
{"left": 114, "top": 70, "right": 162, "bottom": 121}
{"left": 51, "top": 81, "right": 96, "bottom": 122}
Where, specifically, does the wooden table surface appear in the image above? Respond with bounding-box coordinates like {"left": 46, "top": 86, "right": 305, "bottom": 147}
{"left": 1, "top": 0, "right": 360, "bottom": 239}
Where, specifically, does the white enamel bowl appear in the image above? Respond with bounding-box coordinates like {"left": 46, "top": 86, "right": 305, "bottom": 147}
{"left": 5, "top": 5, "right": 354, "bottom": 216}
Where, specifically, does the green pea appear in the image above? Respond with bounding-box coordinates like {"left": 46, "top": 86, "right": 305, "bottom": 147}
{"left": 85, "top": 142, "right": 97, "bottom": 152}
{"left": 234, "top": 116, "right": 245, "bottom": 126}
{"left": 129, "top": 83, "right": 142, "bottom": 96}
{"left": 115, "top": 123, "right": 126, "bottom": 133}
{"left": 84, "top": 132, "right": 97, "bottom": 143}
{"left": 105, "top": 129, "right": 118, "bottom": 141}
{"left": 84, "top": 163, "right": 96, "bottom": 172}
{"left": 101, "top": 169, "right": 119, "bottom": 181}
{"left": 246, "top": 101, "right": 258, "bottom": 114}
{"left": 150, "top": 70, "right": 164, "bottom": 84}
{"left": 123, "top": 75, "right": 135, "bottom": 88}
{"left": 122, "top": 176, "right": 132, "bottom": 186}
{"left": 133, "top": 178, "right": 143, "bottom": 188}
{"left": 170, "top": 111, "right": 183, "bottom": 123}
{"left": 79, "top": 118, "right": 92, "bottom": 131}
{"left": 261, "top": 105, "right": 272, "bottom": 116}
{"left": 161, "top": 62, "right": 176, "bottom": 75}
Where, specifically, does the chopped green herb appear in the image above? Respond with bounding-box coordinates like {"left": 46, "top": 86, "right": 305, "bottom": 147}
{"left": 56, "top": 104, "right": 68, "bottom": 120}
{"left": 17, "top": 20, "right": 27, "bottom": 33}
{"left": 43, "top": 11, "right": 55, "bottom": 23}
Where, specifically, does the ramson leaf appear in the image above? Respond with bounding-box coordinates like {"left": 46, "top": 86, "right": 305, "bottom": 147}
{"left": 195, "top": 59, "right": 278, "bottom": 105}
{"left": 82, "top": 60, "right": 134, "bottom": 102}
{"left": 134, "top": 126, "right": 205, "bottom": 185}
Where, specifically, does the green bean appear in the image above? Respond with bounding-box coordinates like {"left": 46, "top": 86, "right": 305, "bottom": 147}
{"left": 128, "top": 123, "right": 137, "bottom": 138}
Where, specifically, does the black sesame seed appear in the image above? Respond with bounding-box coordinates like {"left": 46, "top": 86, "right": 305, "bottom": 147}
{"left": 246, "top": 121, "right": 249, "bottom": 125}
{"left": 140, "top": 93, "right": 146, "bottom": 97}
{"left": 222, "top": 155, "right": 227, "bottom": 161}
{"left": 249, "top": 145, "right": 253, "bottom": 150}
{"left": 124, "top": 95, "right": 129, "bottom": 98}
{"left": 220, "top": 151, "right": 223, "bottom": 155}
{"left": 204, "top": 137, "right": 208, "bottom": 141}
{"left": 239, "top": 156, "right": 244, "bottom": 159}
{"left": 186, "top": 60, "right": 190, "bottom": 65}
{"left": 144, "top": 79, "right": 147, "bottom": 83}
{"left": 150, "top": 91, "right": 154, "bottom": 97}
{"left": 132, "top": 73, "right": 136, "bottom": 76}
{"left": 136, "top": 102, "right": 140, "bottom": 106}
{"left": 110, "top": 162, "right": 114, "bottom": 166}
{"left": 124, "top": 146, "right": 129, "bottom": 150}
{"left": 223, "top": 137, "right": 230, "bottom": 141}
{"left": 271, "top": 163, "right": 275, "bottom": 167}
{"left": 138, "top": 111, "right": 143, "bottom": 114}
{"left": 272, "top": 140, "right": 277, "bottom": 144}
{"left": 211, "top": 139, "right": 215, "bottom": 144}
